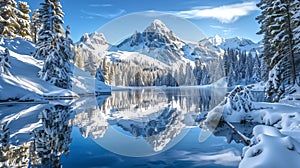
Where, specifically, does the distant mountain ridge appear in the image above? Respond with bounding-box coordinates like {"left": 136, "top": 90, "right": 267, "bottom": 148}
{"left": 199, "top": 35, "right": 262, "bottom": 54}
{"left": 75, "top": 20, "right": 261, "bottom": 63}
{"left": 114, "top": 19, "right": 189, "bottom": 65}
{"left": 73, "top": 19, "right": 262, "bottom": 86}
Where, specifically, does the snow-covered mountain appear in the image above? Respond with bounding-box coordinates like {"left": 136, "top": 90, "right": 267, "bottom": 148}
{"left": 199, "top": 35, "right": 262, "bottom": 54}
{"left": 113, "top": 19, "right": 191, "bottom": 65}
{"left": 75, "top": 20, "right": 260, "bottom": 67}
{"left": 73, "top": 20, "right": 261, "bottom": 86}
{"left": 75, "top": 32, "right": 110, "bottom": 57}
{"left": 112, "top": 20, "right": 227, "bottom": 65}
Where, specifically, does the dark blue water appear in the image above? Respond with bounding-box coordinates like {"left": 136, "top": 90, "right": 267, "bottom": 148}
{"left": 61, "top": 127, "right": 243, "bottom": 168}
{"left": 0, "top": 87, "right": 245, "bottom": 167}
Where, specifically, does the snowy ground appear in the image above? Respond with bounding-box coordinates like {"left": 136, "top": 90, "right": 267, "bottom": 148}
{"left": 0, "top": 37, "right": 111, "bottom": 101}
{"left": 202, "top": 85, "right": 300, "bottom": 167}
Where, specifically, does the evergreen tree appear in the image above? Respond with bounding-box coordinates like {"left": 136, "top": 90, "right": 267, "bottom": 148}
{"left": 0, "top": 0, "right": 19, "bottom": 38}
{"left": 227, "top": 63, "right": 235, "bottom": 87}
{"left": 95, "top": 65, "right": 105, "bottom": 82}
{"left": 50, "top": 0, "right": 64, "bottom": 35}
{"left": 201, "top": 65, "right": 210, "bottom": 85}
{"left": 265, "top": 61, "right": 285, "bottom": 101}
{"left": 33, "top": 0, "right": 52, "bottom": 59}
{"left": 134, "top": 71, "right": 144, "bottom": 86}
{"left": 39, "top": 33, "right": 73, "bottom": 89}
{"left": 61, "top": 26, "right": 74, "bottom": 61}
{"left": 36, "top": 0, "right": 73, "bottom": 89}
{"left": 257, "top": 0, "right": 300, "bottom": 100}
{"left": 0, "top": 48, "right": 11, "bottom": 76}
{"left": 256, "top": 0, "right": 275, "bottom": 80}
{"left": 34, "top": 0, "right": 66, "bottom": 58}
{"left": 108, "top": 63, "right": 116, "bottom": 86}
{"left": 84, "top": 55, "right": 97, "bottom": 76}
{"left": 31, "top": 9, "right": 42, "bottom": 43}
{"left": 101, "top": 57, "right": 108, "bottom": 83}
{"left": 16, "top": 1, "right": 31, "bottom": 40}
{"left": 253, "top": 54, "right": 262, "bottom": 83}
{"left": 39, "top": 44, "right": 71, "bottom": 89}
{"left": 193, "top": 59, "right": 202, "bottom": 85}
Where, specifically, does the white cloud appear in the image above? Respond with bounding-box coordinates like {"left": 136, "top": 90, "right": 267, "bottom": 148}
{"left": 173, "top": 2, "right": 258, "bottom": 23}
{"left": 81, "top": 9, "right": 126, "bottom": 19}
{"left": 89, "top": 4, "right": 112, "bottom": 7}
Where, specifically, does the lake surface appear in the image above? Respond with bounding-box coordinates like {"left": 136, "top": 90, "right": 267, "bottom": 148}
{"left": 0, "top": 87, "right": 245, "bottom": 167}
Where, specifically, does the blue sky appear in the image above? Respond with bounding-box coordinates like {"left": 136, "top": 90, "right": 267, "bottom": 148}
{"left": 25, "top": 0, "right": 262, "bottom": 43}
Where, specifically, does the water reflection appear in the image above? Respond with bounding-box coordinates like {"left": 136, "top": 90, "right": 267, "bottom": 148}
{"left": 0, "top": 104, "right": 73, "bottom": 167}
{"left": 33, "top": 105, "right": 73, "bottom": 167}
{"left": 0, "top": 87, "right": 231, "bottom": 166}
{"left": 73, "top": 87, "right": 227, "bottom": 156}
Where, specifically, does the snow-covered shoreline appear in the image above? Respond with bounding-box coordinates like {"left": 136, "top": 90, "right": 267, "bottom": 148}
{"left": 0, "top": 37, "right": 111, "bottom": 102}
{"left": 201, "top": 85, "right": 300, "bottom": 167}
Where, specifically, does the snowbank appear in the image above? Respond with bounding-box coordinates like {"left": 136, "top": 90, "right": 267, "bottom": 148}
{"left": 202, "top": 85, "right": 300, "bottom": 167}
{"left": 205, "top": 86, "right": 254, "bottom": 123}
{"left": 205, "top": 85, "right": 300, "bottom": 131}
{"left": 240, "top": 125, "right": 300, "bottom": 168}
{"left": 0, "top": 37, "right": 111, "bottom": 101}
{"left": 0, "top": 37, "right": 35, "bottom": 55}
{"left": 72, "top": 67, "right": 111, "bottom": 96}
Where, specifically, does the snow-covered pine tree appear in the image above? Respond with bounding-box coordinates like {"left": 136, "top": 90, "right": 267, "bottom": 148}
{"left": 253, "top": 54, "right": 262, "bottom": 83}
{"left": 134, "top": 71, "right": 144, "bottom": 86}
{"left": 0, "top": 48, "right": 11, "bottom": 76}
{"left": 185, "top": 62, "right": 196, "bottom": 85}
{"left": 58, "top": 25, "right": 74, "bottom": 64}
{"left": 245, "top": 52, "right": 254, "bottom": 85}
{"left": 39, "top": 29, "right": 73, "bottom": 89}
{"left": 257, "top": 0, "right": 300, "bottom": 100}
{"left": 178, "top": 63, "right": 185, "bottom": 86}
{"left": 49, "top": 0, "right": 64, "bottom": 36}
{"left": 223, "top": 48, "right": 230, "bottom": 76}
{"left": 246, "top": 52, "right": 254, "bottom": 77}
{"left": 269, "top": 0, "right": 297, "bottom": 86}
{"left": 84, "top": 54, "right": 97, "bottom": 76}
{"left": 30, "top": 9, "right": 42, "bottom": 43}
{"left": 256, "top": 0, "right": 275, "bottom": 81}
{"left": 201, "top": 65, "right": 210, "bottom": 85}
{"left": 34, "top": 0, "right": 66, "bottom": 58}
{"left": 227, "top": 63, "right": 235, "bottom": 87}
{"left": 0, "top": 0, "right": 19, "bottom": 38}
{"left": 291, "top": 0, "right": 300, "bottom": 84}
{"left": 207, "top": 59, "right": 223, "bottom": 84}
{"left": 39, "top": 44, "right": 71, "bottom": 89}
{"left": 33, "top": 0, "right": 52, "bottom": 59}
{"left": 101, "top": 57, "right": 109, "bottom": 83}
{"left": 37, "top": 0, "right": 73, "bottom": 89}
{"left": 193, "top": 59, "right": 203, "bottom": 85}
{"left": 95, "top": 64, "right": 105, "bottom": 82}
{"left": 16, "top": 1, "right": 31, "bottom": 40}
{"left": 265, "top": 60, "right": 285, "bottom": 101}
{"left": 108, "top": 63, "right": 116, "bottom": 86}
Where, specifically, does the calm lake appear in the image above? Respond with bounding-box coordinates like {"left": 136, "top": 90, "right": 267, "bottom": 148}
{"left": 0, "top": 87, "right": 247, "bottom": 168}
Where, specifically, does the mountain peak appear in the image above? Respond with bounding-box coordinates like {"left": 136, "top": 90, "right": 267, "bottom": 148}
{"left": 79, "top": 32, "right": 107, "bottom": 46}
{"left": 208, "top": 35, "right": 225, "bottom": 46}
{"left": 145, "top": 19, "right": 171, "bottom": 34}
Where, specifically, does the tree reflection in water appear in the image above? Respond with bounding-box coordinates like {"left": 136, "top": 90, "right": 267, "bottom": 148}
{"left": 0, "top": 87, "right": 235, "bottom": 166}
{"left": 0, "top": 105, "right": 73, "bottom": 167}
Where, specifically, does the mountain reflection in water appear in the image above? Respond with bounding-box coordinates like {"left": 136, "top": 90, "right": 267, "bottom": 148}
{"left": 0, "top": 87, "right": 246, "bottom": 167}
